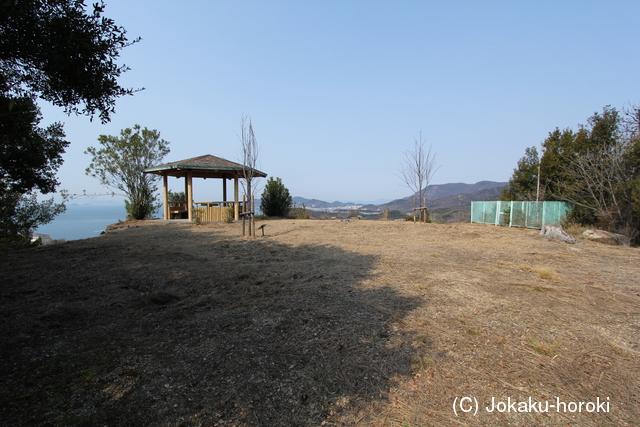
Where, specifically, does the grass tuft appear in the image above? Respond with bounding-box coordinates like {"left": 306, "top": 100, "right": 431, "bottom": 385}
{"left": 563, "top": 222, "right": 587, "bottom": 238}
{"left": 608, "top": 343, "right": 635, "bottom": 359}
{"left": 533, "top": 266, "right": 559, "bottom": 280}
{"left": 527, "top": 336, "right": 561, "bottom": 356}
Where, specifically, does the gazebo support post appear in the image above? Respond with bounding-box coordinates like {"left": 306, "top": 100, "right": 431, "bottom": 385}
{"left": 187, "top": 171, "right": 193, "bottom": 221}
{"left": 222, "top": 177, "right": 227, "bottom": 206}
{"left": 183, "top": 174, "right": 189, "bottom": 218}
{"left": 234, "top": 177, "right": 239, "bottom": 220}
{"left": 163, "top": 174, "right": 169, "bottom": 220}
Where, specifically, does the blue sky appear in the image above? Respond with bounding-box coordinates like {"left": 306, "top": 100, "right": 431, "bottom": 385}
{"left": 39, "top": 0, "right": 640, "bottom": 204}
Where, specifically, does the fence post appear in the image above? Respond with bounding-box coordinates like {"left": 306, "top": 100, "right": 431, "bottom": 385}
{"left": 509, "top": 201, "right": 513, "bottom": 227}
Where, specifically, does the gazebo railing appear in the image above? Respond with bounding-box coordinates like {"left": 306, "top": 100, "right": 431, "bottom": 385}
{"left": 196, "top": 201, "right": 248, "bottom": 221}
{"left": 194, "top": 201, "right": 247, "bottom": 221}
{"left": 167, "top": 200, "right": 248, "bottom": 220}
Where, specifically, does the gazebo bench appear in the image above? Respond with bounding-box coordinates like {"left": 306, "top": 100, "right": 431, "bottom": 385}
{"left": 169, "top": 209, "right": 188, "bottom": 219}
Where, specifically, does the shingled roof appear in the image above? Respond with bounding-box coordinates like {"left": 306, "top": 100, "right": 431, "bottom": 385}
{"left": 144, "top": 154, "right": 267, "bottom": 179}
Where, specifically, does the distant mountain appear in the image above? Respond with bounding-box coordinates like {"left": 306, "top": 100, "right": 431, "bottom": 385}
{"left": 428, "top": 186, "right": 504, "bottom": 210}
{"left": 379, "top": 181, "right": 507, "bottom": 212}
{"left": 425, "top": 181, "right": 508, "bottom": 201}
{"left": 292, "top": 181, "right": 507, "bottom": 220}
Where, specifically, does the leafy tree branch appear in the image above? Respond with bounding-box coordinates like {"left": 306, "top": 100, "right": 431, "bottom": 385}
{"left": 86, "top": 125, "right": 170, "bottom": 220}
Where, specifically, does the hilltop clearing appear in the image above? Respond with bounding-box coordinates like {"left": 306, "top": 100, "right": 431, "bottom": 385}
{"left": 1, "top": 220, "right": 638, "bottom": 426}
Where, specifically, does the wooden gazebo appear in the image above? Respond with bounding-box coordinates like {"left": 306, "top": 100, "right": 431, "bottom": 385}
{"left": 144, "top": 154, "right": 267, "bottom": 221}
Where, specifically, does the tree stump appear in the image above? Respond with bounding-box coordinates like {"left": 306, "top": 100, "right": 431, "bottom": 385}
{"left": 539, "top": 225, "right": 577, "bottom": 244}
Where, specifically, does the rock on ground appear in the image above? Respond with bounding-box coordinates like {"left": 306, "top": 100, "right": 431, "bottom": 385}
{"left": 582, "top": 229, "right": 630, "bottom": 246}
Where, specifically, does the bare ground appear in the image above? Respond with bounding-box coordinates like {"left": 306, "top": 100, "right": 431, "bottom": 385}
{"left": 1, "top": 219, "right": 639, "bottom": 426}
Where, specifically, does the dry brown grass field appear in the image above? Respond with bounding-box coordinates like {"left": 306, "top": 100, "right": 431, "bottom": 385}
{"left": 1, "top": 219, "right": 639, "bottom": 426}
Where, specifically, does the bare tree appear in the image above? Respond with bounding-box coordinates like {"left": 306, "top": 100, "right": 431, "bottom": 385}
{"left": 557, "top": 141, "right": 638, "bottom": 242}
{"left": 238, "top": 115, "right": 260, "bottom": 200}
{"left": 553, "top": 104, "right": 639, "bottom": 240}
{"left": 560, "top": 144, "right": 627, "bottom": 221}
{"left": 397, "top": 132, "right": 439, "bottom": 221}
{"left": 623, "top": 103, "right": 640, "bottom": 142}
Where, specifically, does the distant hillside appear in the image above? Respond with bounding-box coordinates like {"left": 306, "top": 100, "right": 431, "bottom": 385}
{"left": 291, "top": 181, "right": 507, "bottom": 222}
{"left": 428, "top": 187, "right": 505, "bottom": 223}
{"left": 380, "top": 181, "right": 507, "bottom": 212}
{"left": 425, "top": 181, "right": 508, "bottom": 201}
{"left": 429, "top": 186, "right": 505, "bottom": 210}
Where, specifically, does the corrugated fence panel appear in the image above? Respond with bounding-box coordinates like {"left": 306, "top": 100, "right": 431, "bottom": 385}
{"left": 483, "top": 202, "right": 498, "bottom": 225}
{"left": 471, "top": 201, "right": 572, "bottom": 229}
{"left": 510, "top": 202, "right": 525, "bottom": 227}
{"left": 526, "top": 202, "right": 544, "bottom": 229}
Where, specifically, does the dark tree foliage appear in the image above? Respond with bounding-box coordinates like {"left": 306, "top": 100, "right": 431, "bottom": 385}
{"left": 585, "top": 105, "right": 621, "bottom": 152}
{"left": 0, "top": 96, "right": 68, "bottom": 248}
{"left": 0, "top": 184, "right": 65, "bottom": 250}
{"left": 507, "top": 107, "right": 625, "bottom": 203}
{"left": 260, "top": 177, "right": 292, "bottom": 217}
{"left": 501, "top": 146, "right": 539, "bottom": 201}
{"left": 0, "top": 0, "right": 140, "bottom": 123}
{"left": 506, "top": 105, "right": 640, "bottom": 242}
{"left": 0, "top": 96, "right": 69, "bottom": 194}
{"left": 168, "top": 191, "right": 186, "bottom": 203}
{"left": 0, "top": 0, "right": 138, "bottom": 248}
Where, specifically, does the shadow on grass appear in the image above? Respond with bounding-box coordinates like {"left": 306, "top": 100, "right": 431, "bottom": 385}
{"left": 0, "top": 225, "right": 421, "bottom": 425}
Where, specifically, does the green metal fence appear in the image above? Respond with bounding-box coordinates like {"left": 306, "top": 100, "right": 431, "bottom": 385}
{"left": 470, "top": 201, "right": 573, "bottom": 229}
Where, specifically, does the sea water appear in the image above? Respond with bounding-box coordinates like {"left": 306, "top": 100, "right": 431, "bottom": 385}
{"left": 34, "top": 203, "right": 131, "bottom": 241}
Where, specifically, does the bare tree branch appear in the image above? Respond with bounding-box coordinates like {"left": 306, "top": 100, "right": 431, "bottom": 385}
{"left": 238, "top": 115, "right": 260, "bottom": 199}
{"left": 396, "top": 131, "right": 439, "bottom": 220}
{"left": 558, "top": 142, "right": 632, "bottom": 227}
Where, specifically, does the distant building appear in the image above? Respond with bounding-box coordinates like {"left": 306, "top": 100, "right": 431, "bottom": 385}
{"left": 31, "top": 233, "right": 53, "bottom": 245}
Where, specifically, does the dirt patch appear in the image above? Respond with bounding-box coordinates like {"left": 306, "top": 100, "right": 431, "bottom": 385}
{"left": 1, "top": 219, "right": 638, "bottom": 426}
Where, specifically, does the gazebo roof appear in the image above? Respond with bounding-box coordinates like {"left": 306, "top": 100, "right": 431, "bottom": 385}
{"left": 144, "top": 154, "right": 267, "bottom": 179}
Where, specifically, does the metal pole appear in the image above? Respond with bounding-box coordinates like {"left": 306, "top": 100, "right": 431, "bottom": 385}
{"left": 536, "top": 143, "right": 541, "bottom": 202}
